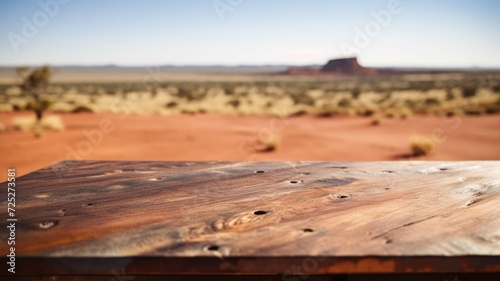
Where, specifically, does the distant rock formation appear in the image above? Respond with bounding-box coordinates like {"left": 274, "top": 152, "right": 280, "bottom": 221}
{"left": 286, "top": 57, "right": 378, "bottom": 76}
{"left": 321, "top": 57, "right": 377, "bottom": 75}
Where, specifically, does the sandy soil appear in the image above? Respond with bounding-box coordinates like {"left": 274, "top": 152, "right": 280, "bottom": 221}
{"left": 1, "top": 112, "right": 499, "bottom": 182}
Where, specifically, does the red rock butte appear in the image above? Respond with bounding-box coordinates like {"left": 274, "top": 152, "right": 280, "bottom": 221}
{"left": 287, "top": 57, "right": 378, "bottom": 76}
{"left": 322, "top": 57, "right": 378, "bottom": 75}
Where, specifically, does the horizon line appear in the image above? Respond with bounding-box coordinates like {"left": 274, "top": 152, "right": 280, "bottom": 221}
{"left": 0, "top": 63, "right": 499, "bottom": 70}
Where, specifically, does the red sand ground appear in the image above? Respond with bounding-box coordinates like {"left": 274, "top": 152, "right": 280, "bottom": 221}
{"left": 1, "top": 112, "right": 500, "bottom": 182}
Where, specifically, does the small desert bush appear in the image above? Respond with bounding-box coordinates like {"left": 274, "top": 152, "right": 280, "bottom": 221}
{"left": 424, "top": 97, "right": 440, "bottom": 106}
{"left": 41, "top": 116, "right": 65, "bottom": 131}
{"left": 483, "top": 103, "right": 500, "bottom": 114}
{"left": 410, "top": 135, "right": 436, "bottom": 156}
{"left": 399, "top": 108, "right": 412, "bottom": 119}
{"left": 49, "top": 102, "right": 76, "bottom": 112}
{"left": 464, "top": 106, "right": 486, "bottom": 115}
{"left": 338, "top": 98, "right": 351, "bottom": 107}
{"left": 256, "top": 135, "right": 281, "bottom": 152}
{"left": 462, "top": 87, "right": 477, "bottom": 98}
{"left": 445, "top": 109, "right": 464, "bottom": 117}
{"left": 0, "top": 104, "right": 13, "bottom": 112}
{"left": 385, "top": 111, "right": 397, "bottom": 118}
{"left": 316, "top": 111, "right": 335, "bottom": 118}
{"left": 351, "top": 88, "right": 361, "bottom": 99}
{"left": 165, "top": 101, "right": 178, "bottom": 108}
{"left": 360, "top": 108, "right": 376, "bottom": 116}
{"left": 71, "top": 104, "right": 97, "bottom": 113}
{"left": 287, "top": 108, "right": 308, "bottom": 117}
{"left": 371, "top": 115, "right": 381, "bottom": 126}
{"left": 227, "top": 99, "right": 241, "bottom": 108}
{"left": 12, "top": 117, "right": 34, "bottom": 132}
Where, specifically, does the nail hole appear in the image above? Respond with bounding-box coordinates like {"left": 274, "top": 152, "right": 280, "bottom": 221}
{"left": 254, "top": 171, "right": 265, "bottom": 173}
{"left": 290, "top": 180, "right": 301, "bottom": 184}
{"left": 58, "top": 209, "right": 67, "bottom": 216}
{"left": 385, "top": 188, "right": 390, "bottom": 190}
{"left": 206, "top": 245, "right": 219, "bottom": 251}
{"left": 39, "top": 220, "right": 58, "bottom": 229}
{"left": 329, "top": 166, "right": 348, "bottom": 169}
{"left": 84, "top": 203, "right": 94, "bottom": 207}
{"left": 439, "top": 168, "right": 449, "bottom": 171}
{"left": 148, "top": 177, "right": 164, "bottom": 181}
{"left": 301, "top": 172, "right": 311, "bottom": 175}
{"left": 254, "top": 210, "right": 268, "bottom": 215}
{"left": 105, "top": 169, "right": 123, "bottom": 176}
{"left": 331, "top": 194, "right": 351, "bottom": 199}
{"left": 383, "top": 170, "right": 394, "bottom": 173}
{"left": 303, "top": 228, "right": 314, "bottom": 233}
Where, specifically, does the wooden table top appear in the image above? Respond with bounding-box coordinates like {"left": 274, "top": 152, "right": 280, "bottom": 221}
{"left": 1, "top": 160, "right": 499, "bottom": 275}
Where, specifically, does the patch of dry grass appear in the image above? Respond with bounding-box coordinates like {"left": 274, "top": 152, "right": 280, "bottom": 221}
{"left": 11, "top": 117, "right": 34, "bottom": 132}
{"left": 410, "top": 135, "right": 436, "bottom": 156}
{"left": 12, "top": 116, "right": 65, "bottom": 132}
{"left": 0, "top": 104, "right": 13, "bottom": 112}
{"left": 399, "top": 107, "right": 412, "bottom": 119}
{"left": 371, "top": 115, "right": 381, "bottom": 126}
{"left": 42, "top": 116, "right": 65, "bottom": 131}
{"left": 256, "top": 135, "right": 281, "bottom": 153}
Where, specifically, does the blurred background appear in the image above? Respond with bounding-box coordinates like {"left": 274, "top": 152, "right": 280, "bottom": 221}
{"left": 1, "top": 0, "right": 499, "bottom": 181}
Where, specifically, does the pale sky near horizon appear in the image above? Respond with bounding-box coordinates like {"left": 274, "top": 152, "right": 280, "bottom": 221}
{"left": 0, "top": 0, "right": 499, "bottom": 68}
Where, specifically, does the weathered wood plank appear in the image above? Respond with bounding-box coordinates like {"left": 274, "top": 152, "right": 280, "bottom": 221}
{"left": 1, "top": 160, "right": 499, "bottom": 274}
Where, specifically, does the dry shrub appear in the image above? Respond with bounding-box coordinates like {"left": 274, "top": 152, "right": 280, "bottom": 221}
{"left": 446, "top": 108, "right": 464, "bottom": 117}
{"left": 399, "top": 107, "right": 412, "bottom": 119}
{"left": 410, "top": 135, "right": 436, "bottom": 156}
{"left": 371, "top": 116, "right": 381, "bottom": 126}
{"left": 256, "top": 135, "right": 281, "bottom": 152}
{"left": 11, "top": 117, "right": 34, "bottom": 132}
{"left": 41, "top": 116, "right": 65, "bottom": 131}
{"left": 72, "top": 104, "right": 97, "bottom": 113}
{"left": 12, "top": 116, "right": 64, "bottom": 133}
{"left": 385, "top": 111, "right": 397, "bottom": 118}
{"left": 0, "top": 104, "right": 13, "bottom": 112}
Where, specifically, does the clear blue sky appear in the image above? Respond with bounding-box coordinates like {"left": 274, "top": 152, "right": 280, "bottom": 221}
{"left": 0, "top": 0, "right": 499, "bottom": 67}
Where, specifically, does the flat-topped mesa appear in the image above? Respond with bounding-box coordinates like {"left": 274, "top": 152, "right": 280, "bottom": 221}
{"left": 321, "top": 57, "right": 378, "bottom": 75}
{"left": 285, "top": 57, "right": 378, "bottom": 76}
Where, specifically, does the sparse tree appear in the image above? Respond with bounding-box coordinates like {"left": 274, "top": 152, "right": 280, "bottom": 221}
{"left": 16, "top": 65, "right": 52, "bottom": 122}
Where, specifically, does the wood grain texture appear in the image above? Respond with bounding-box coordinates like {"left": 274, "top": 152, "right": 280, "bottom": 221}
{"left": 1, "top": 160, "right": 499, "bottom": 275}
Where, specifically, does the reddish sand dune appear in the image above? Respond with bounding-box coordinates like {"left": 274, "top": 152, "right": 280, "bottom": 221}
{"left": 1, "top": 112, "right": 499, "bottom": 182}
